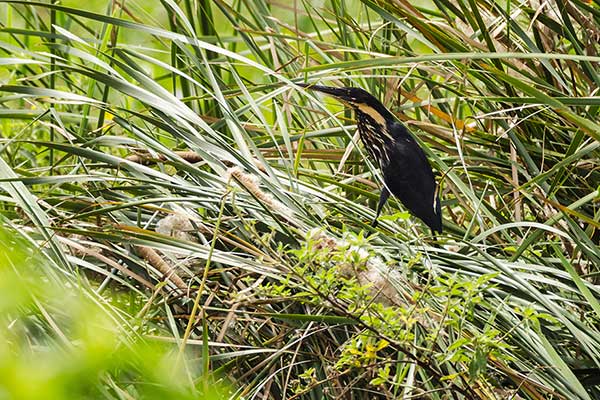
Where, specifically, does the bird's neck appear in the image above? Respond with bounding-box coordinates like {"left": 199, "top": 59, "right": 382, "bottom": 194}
{"left": 355, "top": 110, "right": 394, "bottom": 168}
{"left": 354, "top": 100, "right": 395, "bottom": 123}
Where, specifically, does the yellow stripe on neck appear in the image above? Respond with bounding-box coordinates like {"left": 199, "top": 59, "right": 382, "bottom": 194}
{"left": 354, "top": 103, "right": 387, "bottom": 126}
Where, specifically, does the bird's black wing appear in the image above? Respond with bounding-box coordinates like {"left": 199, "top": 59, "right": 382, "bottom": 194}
{"left": 382, "top": 123, "right": 442, "bottom": 233}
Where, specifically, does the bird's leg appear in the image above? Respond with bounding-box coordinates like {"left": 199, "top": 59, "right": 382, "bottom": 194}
{"left": 371, "top": 186, "right": 390, "bottom": 227}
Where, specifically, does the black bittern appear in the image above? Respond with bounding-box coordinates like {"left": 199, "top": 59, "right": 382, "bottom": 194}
{"left": 299, "top": 84, "right": 442, "bottom": 233}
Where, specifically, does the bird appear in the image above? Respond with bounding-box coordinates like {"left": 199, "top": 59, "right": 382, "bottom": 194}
{"left": 298, "top": 83, "right": 442, "bottom": 234}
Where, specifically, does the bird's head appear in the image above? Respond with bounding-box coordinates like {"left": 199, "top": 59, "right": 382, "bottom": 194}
{"left": 297, "top": 84, "right": 372, "bottom": 104}
{"left": 296, "top": 83, "right": 395, "bottom": 126}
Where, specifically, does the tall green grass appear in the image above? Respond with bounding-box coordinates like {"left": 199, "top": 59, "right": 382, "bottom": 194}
{"left": 0, "top": 0, "right": 598, "bottom": 398}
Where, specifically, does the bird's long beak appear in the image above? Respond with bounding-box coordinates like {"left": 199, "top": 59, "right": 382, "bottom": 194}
{"left": 296, "top": 83, "right": 352, "bottom": 102}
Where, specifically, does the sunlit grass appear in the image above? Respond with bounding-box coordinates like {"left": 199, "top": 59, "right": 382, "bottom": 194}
{"left": 0, "top": 0, "right": 598, "bottom": 398}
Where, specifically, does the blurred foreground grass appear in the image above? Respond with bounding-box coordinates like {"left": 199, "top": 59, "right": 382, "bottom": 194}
{"left": 0, "top": 226, "right": 226, "bottom": 400}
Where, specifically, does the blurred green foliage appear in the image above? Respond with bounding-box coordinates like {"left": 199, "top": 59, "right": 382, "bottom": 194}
{"left": 0, "top": 227, "right": 226, "bottom": 400}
